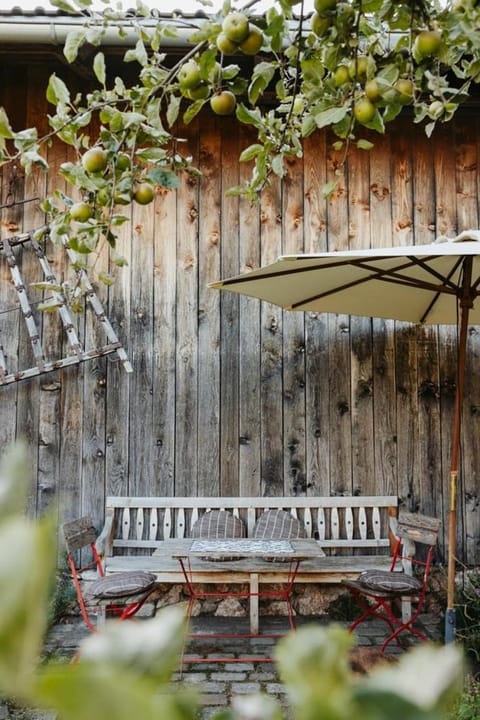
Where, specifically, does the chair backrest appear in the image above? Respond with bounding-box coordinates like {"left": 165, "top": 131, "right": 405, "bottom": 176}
{"left": 63, "top": 516, "right": 97, "bottom": 553}
{"left": 391, "top": 511, "right": 440, "bottom": 581}
{"left": 396, "top": 511, "right": 441, "bottom": 546}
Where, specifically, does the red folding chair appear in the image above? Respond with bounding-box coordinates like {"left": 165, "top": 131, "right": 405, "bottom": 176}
{"left": 343, "top": 511, "right": 440, "bottom": 652}
{"left": 63, "top": 516, "right": 158, "bottom": 632}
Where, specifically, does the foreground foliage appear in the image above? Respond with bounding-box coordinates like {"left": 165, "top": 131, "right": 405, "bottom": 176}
{"left": 0, "top": 443, "right": 469, "bottom": 720}
{"left": 0, "top": 0, "right": 479, "bottom": 302}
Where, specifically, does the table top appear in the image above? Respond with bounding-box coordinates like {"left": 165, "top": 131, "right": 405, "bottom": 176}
{"left": 152, "top": 537, "right": 325, "bottom": 560}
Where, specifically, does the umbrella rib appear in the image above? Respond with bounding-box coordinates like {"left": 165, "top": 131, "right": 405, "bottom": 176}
{"left": 289, "top": 262, "right": 459, "bottom": 310}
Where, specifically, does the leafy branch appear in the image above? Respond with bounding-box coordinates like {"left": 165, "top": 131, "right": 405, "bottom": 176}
{"left": 0, "top": 0, "right": 479, "bottom": 305}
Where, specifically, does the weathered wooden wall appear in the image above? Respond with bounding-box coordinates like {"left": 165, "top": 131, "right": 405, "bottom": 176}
{"left": 1, "top": 56, "right": 479, "bottom": 567}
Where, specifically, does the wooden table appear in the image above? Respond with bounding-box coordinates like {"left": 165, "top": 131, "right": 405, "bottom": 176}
{"left": 153, "top": 537, "right": 325, "bottom": 643}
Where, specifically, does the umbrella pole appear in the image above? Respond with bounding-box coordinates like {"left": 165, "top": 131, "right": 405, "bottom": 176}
{"left": 445, "top": 259, "right": 473, "bottom": 644}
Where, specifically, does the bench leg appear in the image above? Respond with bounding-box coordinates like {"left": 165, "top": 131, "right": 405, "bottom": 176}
{"left": 250, "top": 573, "right": 259, "bottom": 635}
{"left": 401, "top": 596, "right": 412, "bottom": 623}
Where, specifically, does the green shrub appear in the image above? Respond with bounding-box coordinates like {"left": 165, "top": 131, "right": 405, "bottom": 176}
{"left": 449, "top": 674, "right": 480, "bottom": 720}
{"left": 455, "top": 568, "right": 480, "bottom": 673}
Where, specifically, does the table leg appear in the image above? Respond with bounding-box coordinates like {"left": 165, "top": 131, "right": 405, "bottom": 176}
{"left": 249, "top": 573, "right": 259, "bottom": 635}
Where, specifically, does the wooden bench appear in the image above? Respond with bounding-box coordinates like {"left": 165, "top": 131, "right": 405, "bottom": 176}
{"left": 94, "top": 495, "right": 398, "bottom": 633}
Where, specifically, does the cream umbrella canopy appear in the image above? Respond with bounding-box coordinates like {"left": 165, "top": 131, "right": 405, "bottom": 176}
{"left": 210, "top": 230, "right": 480, "bottom": 644}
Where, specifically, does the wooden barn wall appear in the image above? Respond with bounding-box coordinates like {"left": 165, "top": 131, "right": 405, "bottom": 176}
{"left": 0, "top": 59, "right": 479, "bottom": 567}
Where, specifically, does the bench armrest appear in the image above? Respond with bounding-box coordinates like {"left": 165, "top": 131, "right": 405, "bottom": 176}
{"left": 95, "top": 508, "right": 115, "bottom": 557}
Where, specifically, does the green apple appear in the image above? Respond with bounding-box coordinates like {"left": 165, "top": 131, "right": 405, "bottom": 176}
{"left": 216, "top": 32, "right": 238, "bottom": 56}
{"left": 394, "top": 78, "right": 414, "bottom": 105}
{"left": 348, "top": 55, "right": 369, "bottom": 80}
{"left": 311, "top": 12, "right": 332, "bottom": 36}
{"left": 353, "top": 96, "right": 376, "bottom": 124}
{"left": 333, "top": 65, "right": 350, "bottom": 87}
{"left": 415, "top": 30, "right": 442, "bottom": 57}
{"left": 134, "top": 183, "right": 155, "bottom": 205}
{"left": 185, "top": 82, "right": 210, "bottom": 100}
{"left": 82, "top": 147, "right": 108, "bottom": 174}
{"left": 222, "top": 12, "right": 249, "bottom": 44}
{"left": 239, "top": 25, "right": 263, "bottom": 55}
{"left": 178, "top": 60, "right": 202, "bottom": 90}
{"left": 365, "top": 79, "right": 381, "bottom": 102}
{"left": 70, "top": 201, "right": 93, "bottom": 222}
{"left": 314, "top": 0, "right": 337, "bottom": 11}
{"left": 210, "top": 90, "right": 236, "bottom": 116}
{"left": 115, "top": 153, "right": 131, "bottom": 172}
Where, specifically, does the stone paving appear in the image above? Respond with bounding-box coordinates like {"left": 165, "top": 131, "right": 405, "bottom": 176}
{"left": 36, "top": 611, "right": 442, "bottom": 720}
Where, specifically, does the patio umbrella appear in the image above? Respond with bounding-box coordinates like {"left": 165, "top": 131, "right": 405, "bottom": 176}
{"left": 209, "top": 229, "right": 480, "bottom": 644}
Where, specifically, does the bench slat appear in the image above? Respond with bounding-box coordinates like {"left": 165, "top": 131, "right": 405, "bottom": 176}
{"left": 372, "top": 506, "right": 381, "bottom": 539}
{"left": 304, "top": 508, "right": 312, "bottom": 538}
{"left": 345, "top": 507, "right": 353, "bottom": 541}
{"left": 107, "top": 495, "right": 398, "bottom": 509}
{"left": 149, "top": 508, "right": 158, "bottom": 541}
{"left": 122, "top": 507, "right": 130, "bottom": 541}
{"left": 164, "top": 508, "right": 172, "bottom": 539}
{"left": 317, "top": 508, "right": 325, "bottom": 541}
{"left": 176, "top": 508, "right": 185, "bottom": 538}
{"left": 358, "top": 507, "right": 367, "bottom": 540}
{"left": 136, "top": 508, "right": 144, "bottom": 541}
{"left": 331, "top": 507, "right": 339, "bottom": 540}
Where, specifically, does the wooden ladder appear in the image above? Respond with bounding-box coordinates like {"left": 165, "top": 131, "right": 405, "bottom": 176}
{"left": 0, "top": 231, "right": 133, "bottom": 385}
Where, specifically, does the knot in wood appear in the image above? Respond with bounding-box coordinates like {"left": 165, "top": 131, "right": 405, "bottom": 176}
{"left": 268, "top": 317, "right": 279, "bottom": 333}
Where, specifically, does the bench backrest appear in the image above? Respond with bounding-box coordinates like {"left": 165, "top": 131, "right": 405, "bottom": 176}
{"left": 98, "top": 496, "right": 398, "bottom": 557}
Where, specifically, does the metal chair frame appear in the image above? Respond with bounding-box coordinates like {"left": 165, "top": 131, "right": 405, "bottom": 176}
{"left": 63, "top": 516, "right": 156, "bottom": 632}
{"left": 344, "top": 512, "right": 440, "bottom": 652}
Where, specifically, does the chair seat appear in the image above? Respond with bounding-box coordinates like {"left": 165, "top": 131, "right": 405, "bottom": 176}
{"left": 343, "top": 578, "right": 419, "bottom": 599}
{"left": 352, "top": 569, "right": 423, "bottom": 595}
{"left": 86, "top": 571, "right": 157, "bottom": 599}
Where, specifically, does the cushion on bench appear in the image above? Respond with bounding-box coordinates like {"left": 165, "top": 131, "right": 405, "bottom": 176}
{"left": 253, "top": 509, "right": 307, "bottom": 563}
{"left": 191, "top": 509, "right": 246, "bottom": 560}
{"left": 356, "top": 569, "right": 422, "bottom": 594}
{"left": 87, "top": 571, "right": 157, "bottom": 599}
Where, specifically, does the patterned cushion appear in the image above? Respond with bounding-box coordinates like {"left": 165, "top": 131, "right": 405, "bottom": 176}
{"left": 357, "top": 569, "right": 422, "bottom": 594}
{"left": 191, "top": 510, "right": 246, "bottom": 560}
{"left": 87, "top": 571, "right": 157, "bottom": 599}
{"left": 192, "top": 509, "right": 246, "bottom": 539}
{"left": 253, "top": 509, "right": 307, "bottom": 562}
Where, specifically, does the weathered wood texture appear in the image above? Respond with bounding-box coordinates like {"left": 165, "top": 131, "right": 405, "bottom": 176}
{"left": 1, "top": 59, "right": 479, "bottom": 567}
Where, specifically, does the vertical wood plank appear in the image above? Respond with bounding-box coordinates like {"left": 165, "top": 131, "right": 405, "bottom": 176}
{"left": 175, "top": 118, "right": 200, "bottom": 496}
{"left": 151, "top": 182, "right": 176, "bottom": 497}
{"left": 282, "top": 153, "right": 306, "bottom": 495}
{"left": 414, "top": 131, "right": 441, "bottom": 521}
{"left": 238, "top": 124, "right": 262, "bottom": 499}
{"left": 369, "top": 133, "right": 397, "bottom": 496}
{"left": 326, "top": 136, "right": 352, "bottom": 496}
{"left": 303, "top": 131, "right": 329, "bottom": 496}
{"left": 3, "top": 66, "right": 40, "bottom": 514}
{"left": 50, "top": 133, "right": 84, "bottom": 527}
{"left": 433, "top": 120, "right": 459, "bottom": 557}
{"left": 454, "top": 116, "right": 480, "bottom": 564}
{"left": 348, "top": 143, "right": 375, "bottom": 496}
{"left": 198, "top": 111, "right": 221, "bottom": 497}
{"left": 260, "top": 177, "right": 283, "bottom": 496}
{"left": 128, "top": 195, "right": 155, "bottom": 497}
{"left": 219, "top": 116, "right": 240, "bottom": 495}
{"left": 395, "top": 324, "right": 419, "bottom": 512}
